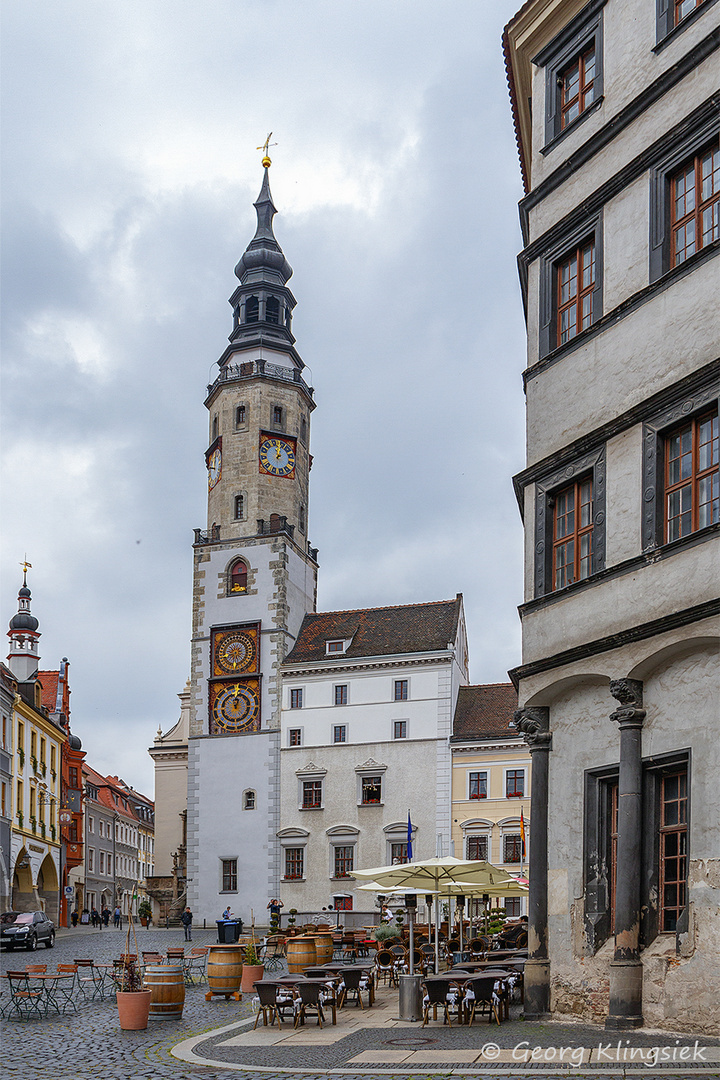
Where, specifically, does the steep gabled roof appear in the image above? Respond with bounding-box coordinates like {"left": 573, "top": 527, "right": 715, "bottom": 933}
{"left": 452, "top": 683, "right": 518, "bottom": 740}
{"left": 284, "top": 596, "right": 463, "bottom": 665}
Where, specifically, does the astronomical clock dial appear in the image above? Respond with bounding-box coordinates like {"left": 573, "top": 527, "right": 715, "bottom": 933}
{"left": 207, "top": 447, "right": 222, "bottom": 490}
{"left": 210, "top": 680, "right": 260, "bottom": 734}
{"left": 214, "top": 631, "right": 257, "bottom": 675}
{"left": 259, "top": 436, "right": 295, "bottom": 478}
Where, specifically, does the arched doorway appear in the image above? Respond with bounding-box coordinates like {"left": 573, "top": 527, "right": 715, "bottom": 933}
{"left": 12, "top": 848, "right": 34, "bottom": 911}
{"left": 37, "top": 855, "right": 59, "bottom": 924}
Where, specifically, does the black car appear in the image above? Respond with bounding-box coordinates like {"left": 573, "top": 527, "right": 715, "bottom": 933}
{"left": 0, "top": 910, "right": 55, "bottom": 950}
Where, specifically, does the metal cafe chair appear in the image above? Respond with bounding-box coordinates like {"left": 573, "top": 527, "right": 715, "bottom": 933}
{"left": 53, "top": 965, "right": 80, "bottom": 1014}
{"left": 5, "top": 971, "right": 45, "bottom": 1021}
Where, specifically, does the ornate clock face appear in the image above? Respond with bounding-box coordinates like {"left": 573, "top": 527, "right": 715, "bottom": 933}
{"left": 259, "top": 437, "right": 295, "bottom": 477}
{"left": 211, "top": 681, "right": 260, "bottom": 733}
{"left": 207, "top": 447, "right": 222, "bottom": 490}
{"left": 215, "top": 631, "right": 256, "bottom": 675}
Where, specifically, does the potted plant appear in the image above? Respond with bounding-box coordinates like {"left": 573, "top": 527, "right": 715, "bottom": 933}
{"left": 17, "top": 811, "right": 23, "bottom": 829}
{"left": 373, "top": 922, "right": 401, "bottom": 944}
{"left": 30, "top": 815, "right": 37, "bottom": 833}
{"left": 240, "top": 939, "right": 264, "bottom": 993}
{"left": 138, "top": 899, "right": 152, "bottom": 927}
{"left": 116, "top": 956, "right": 152, "bottom": 1030}
{"left": 31, "top": 755, "right": 39, "bottom": 775}
{"left": 286, "top": 909, "right": 298, "bottom": 934}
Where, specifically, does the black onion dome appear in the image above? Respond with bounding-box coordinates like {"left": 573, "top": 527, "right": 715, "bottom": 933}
{"left": 69, "top": 734, "right": 82, "bottom": 750}
{"left": 18, "top": 586, "right": 31, "bottom": 598}
{"left": 234, "top": 167, "right": 293, "bottom": 284}
{"left": 9, "top": 611, "right": 39, "bottom": 632}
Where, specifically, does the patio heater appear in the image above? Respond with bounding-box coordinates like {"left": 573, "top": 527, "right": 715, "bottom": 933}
{"left": 398, "top": 893, "right": 422, "bottom": 1021}
{"left": 456, "top": 894, "right": 466, "bottom": 960}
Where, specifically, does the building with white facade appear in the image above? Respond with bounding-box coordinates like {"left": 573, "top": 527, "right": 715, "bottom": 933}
{"left": 504, "top": 0, "right": 719, "bottom": 1034}
{"left": 277, "top": 597, "right": 469, "bottom": 919}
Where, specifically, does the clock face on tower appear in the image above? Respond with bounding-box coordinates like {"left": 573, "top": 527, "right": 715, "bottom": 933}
{"left": 259, "top": 435, "right": 296, "bottom": 478}
{"left": 213, "top": 629, "right": 257, "bottom": 676}
{"left": 207, "top": 447, "right": 222, "bottom": 490}
{"left": 209, "top": 678, "right": 261, "bottom": 734}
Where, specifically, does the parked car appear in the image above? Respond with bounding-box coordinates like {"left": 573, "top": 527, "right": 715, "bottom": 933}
{"left": 0, "top": 911, "right": 55, "bottom": 950}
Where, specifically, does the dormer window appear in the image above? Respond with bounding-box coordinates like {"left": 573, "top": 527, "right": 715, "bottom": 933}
{"left": 326, "top": 640, "right": 345, "bottom": 654}
{"left": 266, "top": 297, "right": 280, "bottom": 324}
{"left": 246, "top": 296, "right": 259, "bottom": 323}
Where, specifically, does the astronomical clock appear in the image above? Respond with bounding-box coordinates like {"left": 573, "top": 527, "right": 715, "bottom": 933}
{"left": 209, "top": 623, "right": 261, "bottom": 735}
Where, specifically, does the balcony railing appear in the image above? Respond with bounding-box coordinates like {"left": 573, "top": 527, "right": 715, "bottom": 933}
{"left": 194, "top": 521, "right": 318, "bottom": 562}
{"left": 206, "top": 358, "right": 313, "bottom": 400}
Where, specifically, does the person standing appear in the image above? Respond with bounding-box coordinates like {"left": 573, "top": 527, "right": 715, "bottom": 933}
{"left": 267, "top": 898, "right": 284, "bottom": 928}
{"left": 71, "top": 909, "right": 79, "bottom": 928}
{"left": 113, "top": 906, "right": 121, "bottom": 928}
{"left": 181, "top": 907, "right": 193, "bottom": 942}
{"left": 102, "top": 906, "right": 110, "bottom": 928}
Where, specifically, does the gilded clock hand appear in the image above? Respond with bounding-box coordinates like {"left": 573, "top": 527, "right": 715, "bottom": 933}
{"left": 275, "top": 445, "right": 282, "bottom": 460}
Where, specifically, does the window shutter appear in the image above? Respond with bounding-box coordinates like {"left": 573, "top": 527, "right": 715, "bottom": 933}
{"left": 656, "top": 0, "right": 672, "bottom": 42}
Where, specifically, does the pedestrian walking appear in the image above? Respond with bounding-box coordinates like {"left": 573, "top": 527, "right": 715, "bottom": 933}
{"left": 91, "top": 906, "right": 99, "bottom": 928}
{"left": 102, "top": 906, "right": 110, "bottom": 927}
{"left": 113, "top": 905, "right": 121, "bottom": 928}
{"left": 181, "top": 906, "right": 193, "bottom": 941}
{"left": 71, "top": 909, "right": 79, "bottom": 928}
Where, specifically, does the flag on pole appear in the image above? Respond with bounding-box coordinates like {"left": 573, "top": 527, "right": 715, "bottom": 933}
{"left": 520, "top": 808, "right": 527, "bottom": 861}
{"left": 406, "top": 810, "right": 413, "bottom": 862}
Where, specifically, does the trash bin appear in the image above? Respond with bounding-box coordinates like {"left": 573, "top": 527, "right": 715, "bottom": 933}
{"left": 398, "top": 974, "right": 423, "bottom": 1022}
{"left": 216, "top": 920, "right": 233, "bottom": 943}
{"left": 232, "top": 919, "right": 243, "bottom": 941}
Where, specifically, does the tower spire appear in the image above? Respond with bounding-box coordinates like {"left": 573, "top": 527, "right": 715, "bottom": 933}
{"left": 7, "top": 564, "right": 41, "bottom": 681}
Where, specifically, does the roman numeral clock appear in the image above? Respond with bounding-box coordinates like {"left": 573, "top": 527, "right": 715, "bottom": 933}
{"left": 209, "top": 624, "right": 261, "bottom": 735}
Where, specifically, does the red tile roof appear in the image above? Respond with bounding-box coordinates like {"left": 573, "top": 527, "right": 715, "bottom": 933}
{"left": 284, "top": 597, "right": 463, "bottom": 665}
{"left": 452, "top": 683, "right": 519, "bottom": 740}
{"left": 82, "top": 763, "right": 153, "bottom": 820}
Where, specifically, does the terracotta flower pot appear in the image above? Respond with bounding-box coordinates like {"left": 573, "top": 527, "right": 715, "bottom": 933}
{"left": 117, "top": 990, "right": 152, "bottom": 1030}
{"left": 240, "top": 963, "right": 264, "bottom": 993}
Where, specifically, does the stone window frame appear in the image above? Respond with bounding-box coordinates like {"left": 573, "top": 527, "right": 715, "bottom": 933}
{"left": 278, "top": 828, "right": 310, "bottom": 882}
{"left": 468, "top": 770, "right": 488, "bottom": 800}
{"left": 537, "top": 210, "right": 604, "bottom": 360}
{"left": 641, "top": 378, "right": 719, "bottom": 551}
{"left": 534, "top": 445, "right": 606, "bottom": 597}
{"left": 392, "top": 719, "right": 408, "bottom": 740}
{"left": 242, "top": 789, "right": 256, "bottom": 811}
{"left": 296, "top": 764, "right": 327, "bottom": 812}
{"left": 234, "top": 403, "right": 248, "bottom": 431}
{"left": 649, "top": 115, "right": 720, "bottom": 283}
{"left": 288, "top": 726, "right": 303, "bottom": 747}
{"left": 384, "top": 819, "right": 416, "bottom": 865}
{"left": 220, "top": 856, "right": 238, "bottom": 893}
{"left": 535, "top": 0, "right": 606, "bottom": 153}
{"left": 332, "top": 723, "right": 348, "bottom": 744}
{"left": 233, "top": 492, "right": 247, "bottom": 521}
{"left": 327, "top": 825, "right": 360, "bottom": 881}
{"left": 356, "top": 760, "right": 387, "bottom": 808}
{"left": 334, "top": 684, "right": 349, "bottom": 707}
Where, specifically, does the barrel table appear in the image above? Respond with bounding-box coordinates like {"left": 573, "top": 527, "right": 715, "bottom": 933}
{"left": 286, "top": 936, "right": 317, "bottom": 973}
{"left": 145, "top": 964, "right": 185, "bottom": 1019}
{"left": 205, "top": 944, "right": 244, "bottom": 1001}
{"left": 313, "top": 933, "right": 333, "bottom": 965}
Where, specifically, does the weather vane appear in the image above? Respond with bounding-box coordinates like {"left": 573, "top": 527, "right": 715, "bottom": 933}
{"left": 20, "top": 555, "right": 32, "bottom": 585}
{"left": 257, "top": 132, "right": 277, "bottom": 168}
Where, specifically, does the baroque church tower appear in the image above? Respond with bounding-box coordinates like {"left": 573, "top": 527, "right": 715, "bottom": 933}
{"left": 186, "top": 159, "right": 318, "bottom": 919}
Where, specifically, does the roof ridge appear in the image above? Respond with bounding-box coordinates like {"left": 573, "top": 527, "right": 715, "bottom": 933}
{"left": 461, "top": 682, "right": 516, "bottom": 689}
{"left": 306, "top": 597, "right": 459, "bottom": 619}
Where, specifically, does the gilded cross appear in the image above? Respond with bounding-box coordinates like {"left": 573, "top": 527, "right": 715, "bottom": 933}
{"left": 257, "top": 132, "right": 278, "bottom": 166}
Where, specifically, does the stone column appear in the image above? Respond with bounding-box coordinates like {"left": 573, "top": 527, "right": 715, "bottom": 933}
{"left": 512, "top": 706, "right": 552, "bottom": 1020}
{"left": 606, "top": 678, "right": 645, "bottom": 1030}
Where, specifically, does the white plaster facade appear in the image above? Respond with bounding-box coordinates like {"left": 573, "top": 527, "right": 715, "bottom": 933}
{"left": 505, "top": 0, "right": 719, "bottom": 1034}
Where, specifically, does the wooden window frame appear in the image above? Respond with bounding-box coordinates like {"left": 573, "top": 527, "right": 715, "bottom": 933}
{"left": 560, "top": 44, "right": 597, "bottom": 130}
{"left": 670, "top": 142, "right": 720, "bottom": 267}
{"left": 334, "top": 684, "right": 348, "bottom": 707}
{"left": 469, "top": 772, "right": 488, "bottom": 800}
{"left": 393, "top": 720, "right": 407, "bottom": 740}
{"left": 333, "top": 845, "right": 354, "bottom": 878}
{"left": 394, "top": 679, "right": 408, "bottom": 701}
{"left": 551, "top": 475, "right": 594, "bottom": 591}
{"left": 332, "top": 724, "right": 347, "bottom": 744}
{"left": 657, "top": 0, "right": 711, "bottom": 42}
{"left": 503, "top": 834, "right": 523, "bottom": 863}
{"left": 390, "top": 842, "right": 409, "bottom": 864}
{"left": 467, "top": 835, "right": 489, "bottom": 861}
{"left": 659, "top": 770, "right": 688, "bottom": 932}
{"left": 302, "top": 780, "right": 323, "bottom": 809}
{"left": 538, "top": 212, "right": 603, "bottom": 359}
{"left": 506, "top": 770, "right": 525, "bottom": 798}
{"left": 234, "top": 494, "right": 244, "bottom": 521}
{"left": 288, "top": 727, "right": 302, "bottom": 746}
{"left": 221, "top": 858, "right": 238, "bottom": 892}
{"left": 664, "top": 409, "right": 719, "bottom": 542}
{"left": 228, "top": 560, "right": 248, "bottom": 595}
{"left": 557, "top": 240, "right": 596, "bottom": 346}
{"left": 284, "top": 847, "right": 304, "bottom": 880}
{"left": 536, "top": 0, "right": 605, "bottom": 149}
{"left": 334, "top": 895, "right": 353, "bottom": 911}
{"left": 361, "top": 776, "right": 382, "bottom": 805}
{"left": 290, "top": 689, "right": 303, "bottom": 710}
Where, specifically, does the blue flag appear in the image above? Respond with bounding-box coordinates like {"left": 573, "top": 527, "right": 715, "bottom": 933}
{"left": 407, "top": 811, "right": 413, "bottom": 862}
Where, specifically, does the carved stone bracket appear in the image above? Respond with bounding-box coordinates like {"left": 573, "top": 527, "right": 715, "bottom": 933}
{"left": 609, "top": 679, "right": 646, "bottom": 726}
{"left": 512, "top": 707, "right": 552, "bottom": 750}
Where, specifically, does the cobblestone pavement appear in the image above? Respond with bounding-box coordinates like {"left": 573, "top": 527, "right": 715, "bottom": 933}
{"left": 3, "top": 928, "right": 719, "bottom": 1080}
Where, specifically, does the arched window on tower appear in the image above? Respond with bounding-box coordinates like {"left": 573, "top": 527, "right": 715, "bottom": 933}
{"left": 234, "top": 494, "right": 244, "bottom": 520}
{"left": 246, "top": 296, "right": 259, "bottom": 323}
{"left": 228, "top": 559, "right": 248, "bottom": 594}
{"left": 243, "top": 790, "right": 256, "bottom": 811}
{"left": 266, "top": 296, "right": 280, "bottom": 324}
{"left": 212, "top": 415, "right": 219, "bottom": 440}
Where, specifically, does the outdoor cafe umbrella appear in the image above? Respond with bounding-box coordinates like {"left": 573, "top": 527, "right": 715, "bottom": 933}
{"left": 352, "top": 857, "right": 520, "bottom": 972}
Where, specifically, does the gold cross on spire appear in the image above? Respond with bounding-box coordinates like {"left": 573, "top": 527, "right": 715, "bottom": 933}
{"left": 20, "top": 555, "right": 32, "bottom": 585}
{"left": 257, "top": 132, "right": 277, "bottom": 168}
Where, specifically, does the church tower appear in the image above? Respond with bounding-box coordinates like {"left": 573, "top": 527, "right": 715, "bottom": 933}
{"left": 186, "top": 159, "right": 318, "bottom": 920}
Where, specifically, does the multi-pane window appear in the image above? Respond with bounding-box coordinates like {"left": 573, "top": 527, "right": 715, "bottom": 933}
{"left": 665, "top": 411, "right": 719, "bottom": 542}
{"left": 560, "top": 45, "right": 596, "bottom": 129}
{"left": 505, "top": 898, "right": 521, "bottom": 918}
{"left": 229, "top": 560, "right": 247, "bottom": 593}
{"left": 467, "top": 835, "right": 488, "bottom": 861}
{"left": 391, "top": 843, "right": 409, "bottom": 864}
{"left": 289, "top": 728, "right": 302, "bottom": 746}
{"left": 334, "top": 685, "right": 348, "bottom": 706}
{"left": 222, "top": 858, "right": 238, "bottom": 891}
{"left": 285, "top": 847, "right": 304, "bottom": 880}
{"left": 660, "top": 771, "right": 688, "bottom": 932}
{"left": 99, "top": 851, "right": 105, "bottom": 873}
{"left": 88, "top": 848, "right": 94, "bottom": 872}
{"left": 290, "top": 689, "right": 303, "bottom": 710}
{"left": 302, "top": 780, "right": 323, "bottom": 809}
{"left": 333, "top": 725, "right": 347, "bottom": 744}
{"left": 393, "top": 720, "right": 407, "bottom": 740}
{"left": 557, "top": 240, "right": 595, "bottom": 345}
{"left": 334, "top": 895, "right": 353, "bottom": 911}
{"left": 394, "top": 680, "right": 408, "bottom": 701}
{"left": 503, "top": 834, "right": 523, "bottom": 863}
{"left": 326, "top": 640, "right": 344, "bottom": 653}
{"left": 671, "top": 144, "right": 720, "bottom": 266}
{"left": 334, "top": 846, "right": 354, "bottom": 878}
{"left": 243, "top": 790, "right": 256, "bottom": 810}
{"left": 552, "top": 477, "right": 593, "bottom": 590}
{"left": 469, "top": 772, "right": 488, "bottom": 799}
{"left": 234, "top": 494, "right": 244, "bottom": 520}
{"left": 235, "top": 404, "right": 246, "bottom": 427}
{"left": 361, "top": 777, "right": 382, "bottom": 805}
{"left": 506, "top": 770, "right": 525, "bottom": 798}
{"left": 674, "top": 0, "right": 703, "bottom": 25}
{"left": 273, "top": 405, "right": 283, "bottom": 426}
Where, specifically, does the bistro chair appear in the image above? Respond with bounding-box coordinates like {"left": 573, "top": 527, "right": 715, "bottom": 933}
{"left": 184, "top": 947, "right": 209, "bottom": 985}
{"left": 374, "top": 950, "right": 397, "bottom": 987}
{"left": 253, "top": 982, "right": 285, "bottom": 1029}
{"left": 258, "top": 938, "right": 285, "bottom": 972}
{"left": 462, "top": 975, "right": 501, "bottom": 1025}
{"left": 294, "top": 980, "right": 325, "bottom": 1028}
{"left": 339, "top": 966, "right": 371, "bottom": 1009}
{"left": 421, "top": 978, "right": 456, "bottom": 1027}
{"left": 469, "top": 936, "right": 488, "bottom": 957}
{"left": 166, "top": 947, "right": 185, "bottom": 961}
{"left": 5, "top": 972, "right": 44, "bottom": 1021}
{"left": 331, "top": 933, "right": 344, "bottom": 960}
{"left": 53, "top": 965, "right": 80, "bottom": 1014}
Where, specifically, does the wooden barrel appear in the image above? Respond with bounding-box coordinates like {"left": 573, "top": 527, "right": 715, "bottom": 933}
{"left": 313, "top": 933, "right": 333, "bottom": 965}
{"left": 207, "top": 945, "right": 244, "bottom": 996}
{"left": 145, "top": 964, "right": 185, "bottom": 1019}
{"left": 286, "top": 936, "right": 316, "bottom": 973}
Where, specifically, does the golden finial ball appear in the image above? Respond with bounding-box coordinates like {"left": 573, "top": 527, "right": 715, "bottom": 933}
{"left": 262, "top": 155, "right": 272, "bottom": 168}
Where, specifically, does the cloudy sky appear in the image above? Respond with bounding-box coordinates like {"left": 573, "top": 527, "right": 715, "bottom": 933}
{"left": 1, "top": 0, "right": 527, "bottom": 795}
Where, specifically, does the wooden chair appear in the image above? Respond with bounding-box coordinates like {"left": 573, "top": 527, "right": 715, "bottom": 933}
{"left": 184, "top": 947, "right": 209, "bottom": 985}
{"left": 294, "top": 981, "right": 325, "bottom": 1027}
